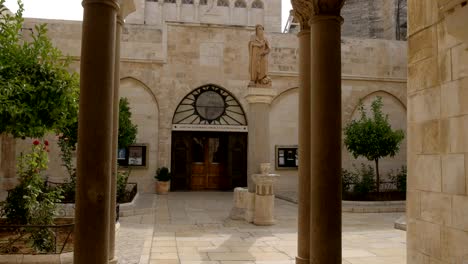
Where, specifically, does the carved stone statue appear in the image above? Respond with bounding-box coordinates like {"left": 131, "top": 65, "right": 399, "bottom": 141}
{"left": 248, "top": 24, "right": 271, "bottom": 87}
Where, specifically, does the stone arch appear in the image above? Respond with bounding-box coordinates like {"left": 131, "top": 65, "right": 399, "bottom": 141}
{"left": 119, "top": 77, "right": 159, "bottom": 193}
{"left": 269, "top": 86, "right": 299, "bottom": 194}
{"left": 345, "top": 90, "right": 406, "bottom": 124}
{"left": 342, "top": 90, "right": 407, "bottom": 178}
{"left": 271, "top": 87, "right": 298, "bottom": 105}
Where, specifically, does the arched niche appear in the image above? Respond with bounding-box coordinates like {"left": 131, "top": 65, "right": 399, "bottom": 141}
{"left": 120, "top": 77, "right": 159, "bottom": 193}
{"left": 342, "top": 91, "right": 407, "bottom": 178}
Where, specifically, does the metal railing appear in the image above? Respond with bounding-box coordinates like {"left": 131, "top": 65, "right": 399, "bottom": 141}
{"left": 0, "top": 222, "right": 74, "bottom": 254}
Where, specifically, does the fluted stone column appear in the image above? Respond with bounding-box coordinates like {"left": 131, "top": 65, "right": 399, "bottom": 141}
{"left": 309, "top": 3, "right": 344, "bottom": 263}
{"left": 290, "top": 2, "right": 312, "bottom": 262}
{"left": 74, "top": 0, "right": 118, "bottom": 263}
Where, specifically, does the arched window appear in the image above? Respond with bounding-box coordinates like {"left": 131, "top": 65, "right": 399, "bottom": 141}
{"left": 251, "top": 0, "right": 263, "bottom": 9}
{"left": 182, "top": 0, "right": 193, "bottom": 3}
{"left": 199, "top": 0, "right": 207, "bottom": 4}
{"left": 234, "top": 0, "right": 246, "bottom": 8}
{"left": 173, "top": 84, "right": 247, "bottom": 126}
{"left": 217, "top": 0, "right": 229, "bottom": 7}
{"left": 164, "top": 0, "right": 176, "bottom": 3}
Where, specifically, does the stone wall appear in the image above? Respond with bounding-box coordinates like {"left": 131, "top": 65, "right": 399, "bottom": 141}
{"left": 8, "top": 19, "right": 407, "bottom": 195}
{"left": 407, "top": 0, "right": 468, "bottom": 262}
{"left": 341, "top": 0, "right": 407, "bottom": 40}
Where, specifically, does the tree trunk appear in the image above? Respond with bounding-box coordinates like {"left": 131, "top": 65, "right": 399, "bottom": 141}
{"left": 375, "top": 158, "right": 380, "bottom": 193}
{"left": 0, "top": 134, "right": 17, "bottom": 191}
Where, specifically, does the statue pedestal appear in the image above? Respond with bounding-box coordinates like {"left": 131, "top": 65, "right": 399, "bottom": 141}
{"left": 252, "top": 164, "right": 280, "bottom": 226}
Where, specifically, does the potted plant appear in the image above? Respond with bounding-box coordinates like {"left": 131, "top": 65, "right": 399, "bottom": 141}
{"left": 155, "top": 167, "right": 171, "bottom": 195}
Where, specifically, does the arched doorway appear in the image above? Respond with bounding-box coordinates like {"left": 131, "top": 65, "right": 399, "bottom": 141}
{"left": 171, "top": 84, "right": 248, "bottom": 191}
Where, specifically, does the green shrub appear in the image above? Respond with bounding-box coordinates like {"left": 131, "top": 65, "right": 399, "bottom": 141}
{"left": 342, "top": 168, "right": 358, "bottom": 193}
{"left": 117, "top": 169, "right": 131, "bottom": 202}
{"left": 390, "top": 165, "right": 407, "bottom": 192}
{"left": 0, "top": 140, "right": 63, "bottom": 253}
{"left": 57, "top": 135, "right": 76, "bottom": 202}
{"left": 352, "top": 164, "right": 376, "bottom": 195}
{"left": 155, "top": 167, "right": 171, "bottom": 182}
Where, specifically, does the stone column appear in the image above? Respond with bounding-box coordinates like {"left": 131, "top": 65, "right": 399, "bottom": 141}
{"left": 290, "top": 2, "right": 312, "bottom": 262}
{"left": 245, "top": 88, "right": 275, "bottom": 191}
{"left": 308, "top": 3, "right": 344, "bottom": 263}
{"left": 108, "top": 2, "right": 135, "bottom": 262}
{"left": 244, "top": 88, "right": 275, "bottom": 222}
{"left": 74, "top": 0, "right": 117, "bottom": 263}
{"left": 108, "top": 11, "right": 123, "bottom": 264}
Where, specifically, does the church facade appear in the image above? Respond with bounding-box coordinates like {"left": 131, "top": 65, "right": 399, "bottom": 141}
{"left": 15, "top": 0, "right": 407, "bottom": 194}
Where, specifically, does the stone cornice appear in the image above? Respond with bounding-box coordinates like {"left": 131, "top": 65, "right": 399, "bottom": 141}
{"left": 245, "top": 88, "right": 277, "bottom": 104}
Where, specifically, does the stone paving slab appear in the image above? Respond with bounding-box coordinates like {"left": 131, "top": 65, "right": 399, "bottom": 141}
{"left": 141, "top": 192, "right": 406, "bottom": 264}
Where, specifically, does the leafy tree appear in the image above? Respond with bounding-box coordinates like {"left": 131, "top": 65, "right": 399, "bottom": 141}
{"left": 344, "top": 96, "right": 405, "bottom": 192}
{"left": 118, "top": 97, "right": 138, "bottom": 149}
{"left": 0, "top": 0, "right": 79, "bottom": 138}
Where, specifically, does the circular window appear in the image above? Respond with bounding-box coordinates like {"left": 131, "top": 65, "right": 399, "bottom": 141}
{"left": 195, "top": 91, "right": 225, "bottom": 121}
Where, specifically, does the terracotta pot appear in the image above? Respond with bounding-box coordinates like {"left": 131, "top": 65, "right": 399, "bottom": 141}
{"left": 155, "top": 180, "right": 171, "bottom": 195}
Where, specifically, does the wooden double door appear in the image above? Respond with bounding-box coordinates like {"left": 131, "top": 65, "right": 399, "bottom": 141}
{"left": 171, "top": 131, "right": 247, "bottom": 191}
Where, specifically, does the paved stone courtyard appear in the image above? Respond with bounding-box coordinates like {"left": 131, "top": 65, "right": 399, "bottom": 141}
{"left": 116, "top": 192, "right": 406, "bottom": 264}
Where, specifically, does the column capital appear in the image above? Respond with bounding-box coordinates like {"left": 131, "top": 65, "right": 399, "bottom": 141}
{"left": 118, "top": 0, "right": 136, "bottom": 19}
{"left": 291, "top": 0, "right": 313, "bottom": 30}
{"left": 291, "top": 0, "right": 345, "bottom": 29}
{"left": 245, "top": 88, "right": 276, "bottom": 104}
{"left": 83, "top": 0, "right": 120, "bottom": 11}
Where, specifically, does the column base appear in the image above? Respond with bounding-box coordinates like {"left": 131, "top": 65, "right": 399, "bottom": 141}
{"left": 108, "top": 257, "right": 118, "bottom": 264}
{"left": 295, "top": 256, "right": 309, "bottom": 264}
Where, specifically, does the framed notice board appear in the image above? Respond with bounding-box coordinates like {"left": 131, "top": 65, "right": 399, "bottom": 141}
{"left": 117, "top": 144, "right": 149, "bottom": 168}
{"left": 275, "top": 145, "right": 298, "bottom": 170}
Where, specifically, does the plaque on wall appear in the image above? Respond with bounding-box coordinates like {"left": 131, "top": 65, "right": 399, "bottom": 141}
{"left": 117, "top": 144, "right": 148, "bottom": 168}
{"left": 275, "top": 145, "right": 298, "bottom": 170}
